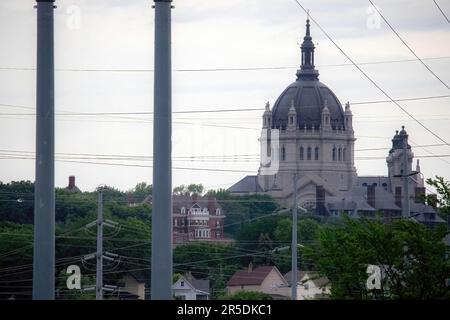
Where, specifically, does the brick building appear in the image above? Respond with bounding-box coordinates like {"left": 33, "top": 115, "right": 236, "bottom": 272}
{"left": 172, "top": 194, "right": 227, "bottom": 244}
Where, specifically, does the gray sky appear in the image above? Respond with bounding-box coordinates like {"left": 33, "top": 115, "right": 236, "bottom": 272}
{"left": 0, "top": 0, "right": 449, "bottom": 192}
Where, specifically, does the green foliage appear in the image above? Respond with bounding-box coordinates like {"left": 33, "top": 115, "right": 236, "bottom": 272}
{"left": 211, "top": 191, "right": 279, "bottom": 237}
{"left": 0, "top": 179, "right": 153, "bottom": 299}
{"left": 0, "top": 221, "right": 34, "bottom": 299}
{"left": 426, "top": 176, "right": 450, "bottom": 219}
{"left": 129, "top": 182, "right": 152, "bottom": 203}
{"left": 304, "top": 216, "right": 450, "bottom": 299}
{"left": 56, "top": 268, "right": 95, "bottom": 300}
{"left": 173, "top": 242, "right": 241, "bottom": 298}
{"left": 0, "top": 181, "right": 34, "bottom": 224}
{"left": 218, "top": 290, "right": 272, "bottom": 300}
{"left": 173, "top": 184, "right": 204, "bottom": 196}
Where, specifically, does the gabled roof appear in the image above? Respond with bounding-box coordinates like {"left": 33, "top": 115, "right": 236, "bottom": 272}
{"left": 173, "top": 274, "right": 210, "bottom": 295}
{"left": 349, "top": 186, "right": 401, "bottom": 211}
{"left": 185, "top": 273, "right": 210, "bottom": 293}
{"left": 227, "top": 266, "right": 286, "bottom": 286}
{"left": 172, "top": 195, "right": 222, "bottom": 213}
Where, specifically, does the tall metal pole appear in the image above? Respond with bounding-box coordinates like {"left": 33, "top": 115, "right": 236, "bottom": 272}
{"left": 291, "top": 174, "right": 298, "bottom": 300}
{"left": 402, "top": 133, "right": 410, "bottom": 218}
{"left": 33, "top": 0, "right": 55, "bottom": 300}
{"left": 96, "top": 190, "right": 103, "bottom": 300}
{"left": 151, "top": 0, "right": 173, "bottom": 300}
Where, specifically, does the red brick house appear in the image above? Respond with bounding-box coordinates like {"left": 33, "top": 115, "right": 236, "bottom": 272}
{"left": 172, "top": 194, "right": 228, "bottom": 244}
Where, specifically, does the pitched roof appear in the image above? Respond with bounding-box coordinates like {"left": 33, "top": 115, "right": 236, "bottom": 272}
{"left": 228, "top": 176, "right": 263, "bottom": 193}
{"left": 227, "top": 266, "right": 277, "bottom": 286}
{"left": 284, "top": 270, "right": 307, "bottom": 286}
{"left": 284, "top": 270, "right": 330, "bottom": 288}
{"left": 172, "top": 195, "right": 222, "bottom": 213}
{"left": 185, "top": 273, "right": 210, "bottom": 293}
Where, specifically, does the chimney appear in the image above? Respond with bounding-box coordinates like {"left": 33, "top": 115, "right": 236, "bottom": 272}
{"left": 395, "top": 187, "right": 402, "bottom": 208}
{"left": 428, "top": 194, "right": 438, "bottom": 209}
{"left": 248, "top": 262, "right": 253, "bottom": 273}
{"left": 367, "top": 185, "right": 376, "bottom": 207}
{"left": 315, "top": 186, "right": 325, "bottom": 215}
{"left": 207, "top": 195, "right": 215, "bottom": 213}
{"left": 68, "top": 175, "right": 75, "bottom": 189}
{"left": 414, "top": 187, "right": 426, "bottom": 204}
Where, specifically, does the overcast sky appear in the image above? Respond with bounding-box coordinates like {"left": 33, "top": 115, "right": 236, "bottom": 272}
{"left": 0, "top": 0, "right": 449, "bottom": 193}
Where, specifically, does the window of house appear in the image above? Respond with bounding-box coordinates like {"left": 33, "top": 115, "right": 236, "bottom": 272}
{"left": 338, "top": 148, "right": 342, "bottom": 161}
{"left": 314, "top": 147, "right": 319, "bottom": 160}
{"left": 216, "top": 208, "right": 220, "bottom": 215}
{"left": 181, "top": 207, "right": 185, "bottom": 214}
{"left": 332, "top": 147, "right": 336, "bottom": 161}
{"left": 300, "top": 146, "right": 304, "bottom": 160}
{"left": 307, "top": 147, "right": 311, "bottom": 160}
{"left": 180, "top": 281, "right": 184, "bottom": 287}
{"left": 281, "top": 146, "right": 286, "bottom": 161}
{"left": 343, "top": 148, "right": 346, "bottom": 161}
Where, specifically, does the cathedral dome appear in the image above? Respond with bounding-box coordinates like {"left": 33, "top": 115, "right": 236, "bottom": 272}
{"left": 271, "top": 18, "right": 345, "bottom": 130}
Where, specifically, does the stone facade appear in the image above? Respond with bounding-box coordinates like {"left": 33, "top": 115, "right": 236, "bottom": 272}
{"left": 228, "top": 18, "right": 443, "bottom": 225}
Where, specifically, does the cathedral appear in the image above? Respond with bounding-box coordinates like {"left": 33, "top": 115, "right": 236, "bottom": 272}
{"left": 228, "top": 18, "right": 444, "bottom": 226}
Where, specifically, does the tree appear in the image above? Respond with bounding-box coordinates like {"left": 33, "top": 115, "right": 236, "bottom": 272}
{"left": 129, "top": 182, "right": 152, "bottom": 203}
{"left": 174, "top": 242, "right": 242, "bottom": 297}
{"left": 0, "top": 181, "right": 34, "bottom": 224}
{"left": 426, "top": 176, "right": 450, "bottom": 219}
{"left": 173, "top": 184, "right": 204, "bottom": 196}
{"left": 304, "top": 216, "right": 450, "bottom": 299}
{"left": 218, "top": 291, "right": 272, "bottom": 300}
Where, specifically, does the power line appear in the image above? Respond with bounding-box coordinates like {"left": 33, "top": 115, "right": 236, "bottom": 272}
{"left": 433, "top": 0, "right": 450, "bottom": 24}
{"left": 368, "top": 0, "right": 450, "bottom": 90}
{"left": 0, "top": 56, "right": 449, "bottom": 73}
{"left": 293, "top": 0, "right": 450, "bottom": 147}
{"left": 1, "top": 94, "right": 450, "bottom": 117}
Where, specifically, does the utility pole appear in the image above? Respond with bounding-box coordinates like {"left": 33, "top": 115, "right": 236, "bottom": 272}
{"left": 83, "top": 188, "right": 119, "bottom": 299}
{"left": 96, "top": 191, "right": 103, "bottom": 300}
{"left": 33, "top": 0, "right": 56, "bottom": 300}
{"left": 151, "top": 0, "right": 173, "bottom": 300}
{"left": 402, "top": 130, "right": 410, "bottom": 218}
{"left": 291, "top": 174, "right": 298, "bottom": 301}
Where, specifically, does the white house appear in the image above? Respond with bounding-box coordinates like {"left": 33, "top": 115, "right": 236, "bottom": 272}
{"left": 284, "top": 270, "right": 330, "bottom": 300}
{"left": 172, "top": 273, "right": 210, "bottom": 300}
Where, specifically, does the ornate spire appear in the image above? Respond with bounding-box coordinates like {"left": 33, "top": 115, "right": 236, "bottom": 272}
{"left": 296, "top": 13, "right": 319, "bottom": 81}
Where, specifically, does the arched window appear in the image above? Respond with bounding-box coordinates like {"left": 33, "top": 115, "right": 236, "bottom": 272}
{"left": 300, "top": 146, "right": 304, "bottom": 160}
{"left": 216, "top": 208, "right": 220, "bottom": 215}
{"left": 343, "top": 148, "right": 346, "bottom": 161}
{"left": 314, "top": 147, "right": 319, "bottom": 160}
{"left": 181, "top": 207, "right": 186, "bottom": 214}
{"left": 281, "top": 145, "right": 286, "bottom": 161}
{"left": 338, "top": 148, "right": 342, "bottom": 161}
{"left": 362, "top": 183, "right": 368, "bottom": 187}
{"left": 382, "top": 183, "right": 388, "bottom": 190}
{"left": 307, "top": 147, "right": 312, "bottom": 160}
{"left": 332, "top": 147, "right": 337, "bottom": 161}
